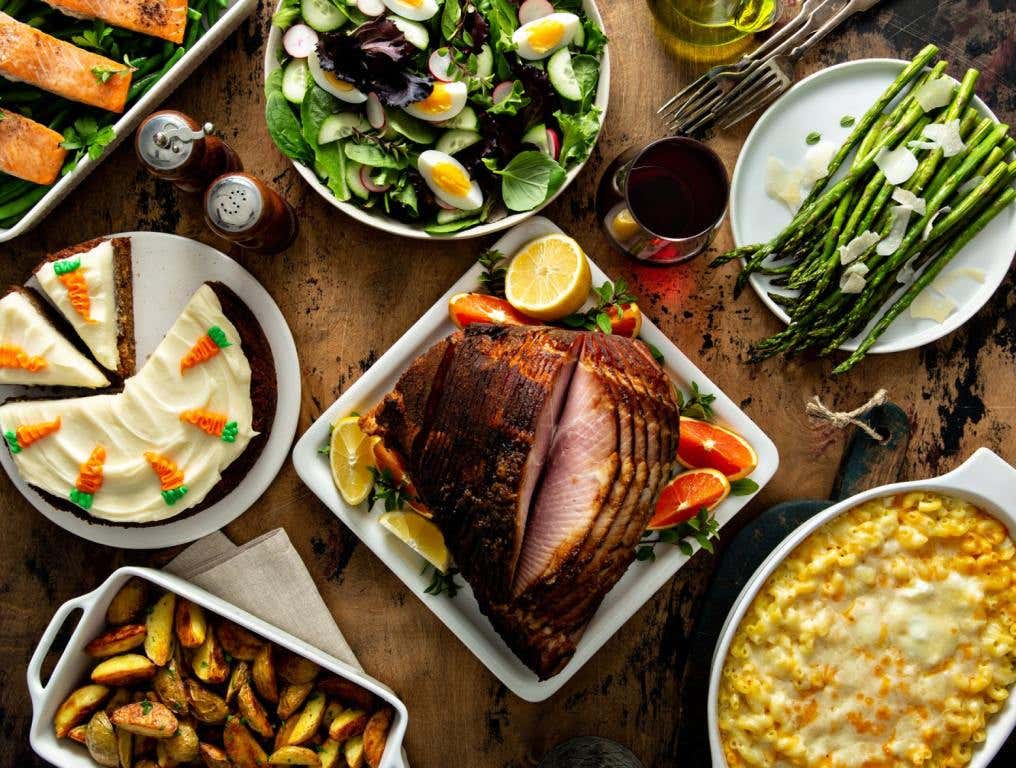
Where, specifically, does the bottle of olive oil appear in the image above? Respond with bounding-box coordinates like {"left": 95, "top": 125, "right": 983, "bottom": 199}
{"left": 648, "top": 0, "right": 781, "bottom": 47}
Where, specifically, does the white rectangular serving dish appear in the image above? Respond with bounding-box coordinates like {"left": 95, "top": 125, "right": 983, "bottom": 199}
{"left": 0, "top": 0, "right": 257, "bottom": 243}
{"left": 707, "top": 447, "right": 1016, "bottom": 768}
{"left": 292, "top": 216, "right": 780, "bottom": 702}
{"left": 29, "top": 566, "right": 409, "bottom": 768}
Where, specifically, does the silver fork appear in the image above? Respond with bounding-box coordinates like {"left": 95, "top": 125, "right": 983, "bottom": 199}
{"left": 668, "top": 0, "right": 882, "bottom": 135}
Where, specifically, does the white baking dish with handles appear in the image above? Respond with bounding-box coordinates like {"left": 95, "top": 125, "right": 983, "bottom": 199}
{"left": 707, "top": 447, "right": 1016, "bottom": 768}
{"left": 28, "top": 566, "right": 409, "bottom": 768}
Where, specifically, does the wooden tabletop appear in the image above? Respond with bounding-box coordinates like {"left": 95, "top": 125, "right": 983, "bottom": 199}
{"left": 2, "top": 0, "right": 1014, "bottom": 765}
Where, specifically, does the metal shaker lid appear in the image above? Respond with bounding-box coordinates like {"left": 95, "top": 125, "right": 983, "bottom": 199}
{"left": 136, "top": 113, "right": 210, "bottom": 170}
{"left": 205, "top": 174, "right": 263, "bottom": 234}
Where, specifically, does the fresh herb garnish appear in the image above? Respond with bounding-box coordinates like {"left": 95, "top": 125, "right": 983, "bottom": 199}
{"left": 422, "top": 563, "right": 462, "bottom": 597}
{"left": 484, "top": 151, "right": 566, "bottom": 212}
{"left": 840, "top": 115, "right": 856, "bottom": 127}
{"left": 644, "top": 341, "right": 665, "bottom": 364}
{"left": 562, "top": 279, "right": 637, "bottom": 333}
{"left": 91, "top": 65, "right": 126, "bottom": 84}
{"left": 478, "top": 249, "right": 507, "bottom": 297}
{"left": 368, "top": 467, "right": 409, "bottom": 512}
{"left": 72, "top": 21, "right": 114, "bottom": 54}
{"left": 61, "top": 117, "right": 116, "bottom": 164}
{"left": 140, "top": 699, "right": 153, "bottom": 715}
{"left": 805, "top": 131, "right": 821, "bottom": 145}
{"left": 676, "top": 381, "right": 716, "bottom": 421}
{"left": 729, "top": 478, "right": 759, "bottom": 496}
{"left": 636, "top": 507, "right": 720, "bottom": 561}
{"left": 318, "top": 424, "right": 333, "bottom": 455}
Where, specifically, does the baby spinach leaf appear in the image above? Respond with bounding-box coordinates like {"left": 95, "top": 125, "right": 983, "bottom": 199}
{"left": 488, "top": 151, "right": 566, "bottom": 212}
{"left": 441, "top": 0, "right": 461, "bottom": 41}
{"left": 343, "top": 142, "right": 410, "bottom": 169}
{"left": 571, "top": 54, "right": 599, "bottom": 112}
{"left": 265, "top": 88, "right": 313, "bottom": 165}
{"left": 301, "top": 85, "right": 340, "bottom": 147}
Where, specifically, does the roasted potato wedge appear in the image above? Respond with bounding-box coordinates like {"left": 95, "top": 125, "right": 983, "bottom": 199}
{"left": 275, "top": 714, "right": 298, "bottom": 752}
{"left": 156, "top": 721, "right": 198, "bottom": 767}
{"left": 110, "top": 701, "right": 179, "bottom": 739}
{"left": 55, "top": 684, "right": 110, "bottom": 738}
{"left": 185, "top": 679, "right": 228, "bottom": 724}
{"left": 286, "top": 691, "right": 326, "bottom": 746}
{"left": 198, "top": 743, "right": 232, "bottom": 768}
{"left": 269, "top": 746, "right": 321, "bottom": 766}
{"left": 225, "top": 660, "right": 249, "bottom": 704}
{"left": 344, "top": 735, "right": 365, "bottom": 768}
{"left": 86, "top": 625, "right": 147, "bottom": 658}
{"left": 190, "top": 630, "right": 229, "bottom": 684}
{"left": 223, "top": 715, "right": 268, "bottom": 768}
{"left": 68, "top": 724, "right": 89, "bottom": 744}
{"left": 173, "top": 599, "right": 207, "bottom": 649}
{"left": 116, "top": 726, "right": 133, "bottom": 768}
{"left": 144, "top": 593, "right": 176, "bottom": 666}
{"left": 152, "top": 658, "right": 188, "bottom": 715}
{"left": 321, "top": 700, "right": 343, "bottom": 733}
{"left": 363, "top": 708, "right": 392, "bottom": 768}
{"left": 276, "top": 651, "right": 319, "bottom": 685}
{"left": 252, "top": 644, "right": 278, "bottom": 703}
{"left": 327, "top": 708, "right": 368, "bottom": 742}
{"left": 85, "top": 710, "right": 119, "bottom": 767}
{"left": 105, "top": 688, "right": 132, "bottom": 714}
{"left": 317, "top": 739, "right": 342, "bottom": 768}
{"left": 216, "top": 621, "right": 262, "bottom": 661}
{"left": 106, "top": 579, "right": 149, "bottom": 626}
{"left": 315, "top": 676, "right": 375, "bottom": 711}
{"left": 277, "top": 682, "right": 314, "bottom": 720}
{"left": 91, "top": 654, "right": 158, "bottom": 686}
{"left": 236, "top": 682, "right": 274, "bottom": 739}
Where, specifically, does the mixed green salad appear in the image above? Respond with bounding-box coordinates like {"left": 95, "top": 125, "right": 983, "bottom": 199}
{"left": 267, "top": 0, "right": 606, "bottom": 234}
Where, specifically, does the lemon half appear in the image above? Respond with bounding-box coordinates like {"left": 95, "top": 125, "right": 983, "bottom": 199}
{"left": 330, "top": 416, "right": 376, "bottom": 505}
{"left": 379, "top": 510, "right": 451, "bottom": 572}
{"left": 504, "top": 233, "right": 592, "bottom": 320}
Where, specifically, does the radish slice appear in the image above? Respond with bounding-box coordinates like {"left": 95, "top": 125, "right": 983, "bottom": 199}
{"left": 283, "top": 24, "right": 319, "bottom": 59}
{"left": 545, "top": 128, "right": 560, "bottom": 160}
{"left": 429, "top": 49, "right": 456, "bottom": 82}
{"left": 518, "top": 0, "right": 555, "bottom": 25}
{"left": 492, "top": 81, "right": 515, "bottom": 104}
{"left": 360, "top": 166, "right": 391, "bottom": 193}
{"left": 357, "top": 0, "right": 385, "bottom": 16}
{"left": 435, "top": 197, "right": 457, "bottom": 210}
{"left": 366, "top": 93, "right": 387, "bottom": 130}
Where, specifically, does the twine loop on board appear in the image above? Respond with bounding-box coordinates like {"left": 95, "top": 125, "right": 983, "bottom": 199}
{"left": 806, "top": 389, "right": 889, "bottom": 443}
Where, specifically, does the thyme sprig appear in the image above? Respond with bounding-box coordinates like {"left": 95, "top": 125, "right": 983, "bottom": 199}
{"left": 676, "top": 381, "right": 716, "bottom": 421}
{"left": 368, "top": 467, "right": 409, "bottom": 512}
{"left": 636, "top": 507, "right": 720, "bottom": 562}
{"left": 422, "top": 563, "right": 462, "bottom": 598}
{"left": 477, "top": 249, "right": 507, "bottom": 297}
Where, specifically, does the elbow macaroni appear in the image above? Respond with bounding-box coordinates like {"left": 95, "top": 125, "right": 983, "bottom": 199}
{"left": 718, "top": 492, "right": 1016, "bottom": 768}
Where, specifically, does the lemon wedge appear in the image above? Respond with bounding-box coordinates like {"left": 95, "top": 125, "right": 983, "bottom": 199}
{"left": 504, "top": 233, "right": 592, "bottom": 320}
{"left": 379, "top": 510, "right": 451, "bottom": 572}
{"left": 329, "top": 416, "right": 375, "bottom": 505}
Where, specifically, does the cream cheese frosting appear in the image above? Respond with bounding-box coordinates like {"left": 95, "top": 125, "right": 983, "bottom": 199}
{"left": 0, "top": 284, "right": 256, "bottom": 524}
{"left": 0, "top": 291, "right": 110, "bottom": 388}
{"left": 36, "top": 240, "right": 120, "bottom": 372}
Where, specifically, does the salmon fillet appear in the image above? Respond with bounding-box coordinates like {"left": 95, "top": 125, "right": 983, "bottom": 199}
{"left": 0, "top": 109, "right": 67, "bottom": 184}
{"left": 0, "top": 12, "right": 132, "bottom": 112}
{"left": 41, "top": 0, "right": 188, "bottom": 44}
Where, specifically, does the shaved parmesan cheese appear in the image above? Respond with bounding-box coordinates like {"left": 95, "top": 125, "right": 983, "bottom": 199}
{"left": 922, "top": 206, "right": 951, "bottom": 240}
{"left": 765, "top": 156, "right": 805, "bottom": 212}
{"left": 910, "top": 289, "right": 956, "bottom": 323}
{"left": 933, "top": 267, "right": 987, "bottom": 292}
{"left": 920, "top": 120, "right": 966, "bottom": 157}
{"left": 801, "top": 141, "right": 837, "bottom": 186}
{"left": 958, "top": 175, "right": 985, "bottom": 196}
{"left": 840, "top": 262, "right": 869, "bottom": 294}
{"left": 891, "top": 187, "right": 927, "bottom": 215}
{"left": 914, "top": 76, "right": 955, "bottom": 112}
{"left": 877, "top": 205, "right": 915, "bottom": 255}
{"left": 875, "top": 146, "right": 919, "bottom": 184}
{"left": 897, "top": 254, "right": 921, "bottom": 284}
{"left": 839, "top": 230, "right": 882, "bottom": 265}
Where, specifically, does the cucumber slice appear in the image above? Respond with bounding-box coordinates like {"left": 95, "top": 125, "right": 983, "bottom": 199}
{"left": 435, "top": 129, "right": 482, "bottom": 155}
{"left": 387, "top": 110, "right": 437, "bottom": 144}
{"left": 438, "top": 105, "right": 478, "bottom": 131}
{"left": 345, "top": 159, "right": 369, "bottom": 200}
{"left": 436, "top": 207, "right": 473, "bottom": 224}
{"left": 318, "top": 113, "right": 371, "bottom": 144}
{"left": 475, "top": 44, "right": 493, "bottom": 79}
{"left": 547, "top": 48, "right": 581, "bottom": 102}
{"left": 282, "top": 58, "right": 310, "bottom": 104}
{"left": 301, "top": 0, "right": 346, "bottom": 32}
{"left": 520, "top": 123, "right": 551, "bottom": 155}
{"left": 572, "top": 21, "right": 585, "bottom": 48}
{"left": 390, "top": 16, "right": 429, "bottom": 49}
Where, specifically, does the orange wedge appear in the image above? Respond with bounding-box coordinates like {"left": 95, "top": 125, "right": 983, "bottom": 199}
{"left": 676, "top": 417, "right": 758, "bottom": 481}
{"left": 372, "top": 440, "right": 432, "bottom": 518}
{"left": 648, "top": 468, "right": 730, "bottom": 530}
{"left": 606, "top": 302, "right": 642, "bottom": 338}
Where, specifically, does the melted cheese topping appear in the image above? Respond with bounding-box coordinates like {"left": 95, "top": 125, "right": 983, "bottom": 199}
{"left": 0, "top": 285, "right": 255, "bottom": 523}
{"left": 718, "top": 492, "right": 1016, "bottom": 768}
{"left": 0, "top": 291, "right": 109, "bottom": 387}
{"left": 36, "top": 240, "right": 120, "bottom": 371}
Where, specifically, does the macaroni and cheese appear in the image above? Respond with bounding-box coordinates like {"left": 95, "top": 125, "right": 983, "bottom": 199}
{"left": 717, "top": 491, "right": 1016, "bottom": 768}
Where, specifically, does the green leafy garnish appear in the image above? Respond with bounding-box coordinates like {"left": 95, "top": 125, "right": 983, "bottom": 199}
{"left": 485, "top": 151, "right": 566, "bottom": 212}
{"left": 484, "top": 80, "right": 530, "bottom": 116}
{"left": 369, "top": 467, "right": 409, "bottom": 512}
{"left": 729, "top": 478, "right": 759, "bottom": 496}
{"left": 140, "top": 700, "right": 153, "bottom": 715}
{"left": 272, "top": 0, "right": 302, "bottom": 28}
{"left": 562, "top": 279, "right": 637, "bottom": 333}
{"left": 61, "top": 117, "right": 116, "bottom": 164}
{"left": 805, "top": 131, "right": 821, "bottom": 145}
{"left": 478, "top": 250, "right": 507, "bottom": 297}
{"left": 422, "top": 563, "right": 462, "bottom": 598}
{"left": 636, "top": 507, "right": 720, "bottom": 561}
{"left": 72, "top": 21, "right": 114, "bottom": 54}
{"left": 840, "top": 115, "right": 856, "bottom": 127}
{"left": 676, "top": 381, "right": 716, "bottom": 421}
{"left": 91, "top": 65, "right": 127, "bottom": 84}
{"left": 318, "top": 424, "right": 333, "bottom": 455}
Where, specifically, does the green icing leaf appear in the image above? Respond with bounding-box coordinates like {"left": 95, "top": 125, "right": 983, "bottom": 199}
{"left": 221, "top": 421, "right": 239, "bottom": 443}
{"left": 69, "top": 488, "right": 94, "bottom": 510}
{"left": 53, "top": 257, "right": 81, "bottom": 276}
{"left": 206, "top": 326, "right": 231, "bottom": 349}
{"left": 161, "top": 486, "right": 189, "bottom": 506}
{"left": 5, "top": 431, "right": 21, "bottom": 453}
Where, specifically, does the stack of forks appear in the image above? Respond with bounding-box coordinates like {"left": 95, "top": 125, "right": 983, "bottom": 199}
{"left": 659, "top": 0, "right": 881, "bottom": 136}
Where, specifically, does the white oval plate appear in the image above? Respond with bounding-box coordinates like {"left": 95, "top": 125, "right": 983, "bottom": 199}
{"left": 730, "top": 58, "right": 1016, "bottom": 354}
{"left": 263, "top": 0, "right": 610, "bottom": 240}
{"left": 0, "top": 232, "right": 301, "bottom": 549}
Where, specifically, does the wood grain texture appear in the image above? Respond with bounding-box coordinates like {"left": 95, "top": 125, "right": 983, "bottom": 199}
{"left": 0, "top": 0, "right": 1013, "bottom": 766}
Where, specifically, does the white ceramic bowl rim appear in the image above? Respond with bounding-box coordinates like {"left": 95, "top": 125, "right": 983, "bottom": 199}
{"left": 262, "top": 0, "right": 610, "bottom": 240}
{"left": 706, "top": 447, "right": 1016, "bottom": 768}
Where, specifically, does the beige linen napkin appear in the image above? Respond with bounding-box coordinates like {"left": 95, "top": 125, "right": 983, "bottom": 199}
{"left": 166, "top": 528, "right": 408, "bottom": 767}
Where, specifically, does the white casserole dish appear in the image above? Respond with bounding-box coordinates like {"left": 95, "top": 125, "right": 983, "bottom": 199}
{"left": 707, "top": 447, "right": 1016, "bottom": 768}
{"left": 0, "top": 0, "right": 258, "bottom": 244}
{"left": 28, "top": 566, "right": 409, "bottom": 768}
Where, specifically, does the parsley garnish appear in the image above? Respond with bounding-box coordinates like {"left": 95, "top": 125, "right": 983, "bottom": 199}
{"left": 477, "top": 249, "right": 507, "bottom": 297}
{"left": 61, "top": 117, "right": 116, "bottom": 164}
{"left": 636, "top": 507, "right": 720, "bottom": 561}
{"left": 676, "top": 381, "right": 717, "bottom": 421}
{"left": 91, "top": 65, "right": 127, "bottom": 84}
{"left": 72, "top": 21, "right": 115, "bottom": 54}
{"left": 422, "top": 563, "right": 462, "bottom": 598}
{"left": 140, "top": 699, "right": 153, "bottom": 715}
{"left": 368, "top": 467, "right": 409, "bottom": 512}
{"left": 562, "top": 279, "right": 637, "bottom": 334}
{"left": 318, "top": 424, "right": 333, "bottom": 455}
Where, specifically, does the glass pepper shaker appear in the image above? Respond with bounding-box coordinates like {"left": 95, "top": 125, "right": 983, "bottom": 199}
{"left": 203, "top": 172, "right": 298, "bottom": 255}
{"left": 135, "top": 110, "right": 242, "bottom": 193}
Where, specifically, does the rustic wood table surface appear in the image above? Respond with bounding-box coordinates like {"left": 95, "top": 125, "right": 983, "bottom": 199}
{"left": 2, "top": 0, "right": 1014, "bottom": 765}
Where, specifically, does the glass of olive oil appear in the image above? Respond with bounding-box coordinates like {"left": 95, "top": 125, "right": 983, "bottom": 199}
{"left": 648, "top": 0, "right": 781, "bottom": 47}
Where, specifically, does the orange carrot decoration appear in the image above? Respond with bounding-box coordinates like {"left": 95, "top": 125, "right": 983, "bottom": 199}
{"left": 180, "top": 408, "right": 238, "bottom": 442}
{"left": 53, "top": 257, "right": 94, "bottom": 323}
{"left": 180, "top": 326, "right": 231, "bottom": 374}
{"left": 4, "top": 416, "right": 61, "bottom": 454}
{"left": 70, "top": 445, "right": 106, "bottom": 510}
{"left": 0, "top": 343, "right": 47, "bottom": 372}
{"left": 144, "top": 451, "right": 189, "bottom": 505}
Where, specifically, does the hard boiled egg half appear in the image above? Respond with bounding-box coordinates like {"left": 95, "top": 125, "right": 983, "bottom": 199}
{"left": 382, "top": 0, "right": 439, "bottom": 21}
{"left": 308, "top": 50, "right": 367, "bottom": 103}
{"left": 404, "top": 81, "right": 467, "bottom": 122}
{"left": 513, "top": 12, "right": 580, "bottom": 60}
{"left": 418, "top": 150, "right": 483, "bottom": 211}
